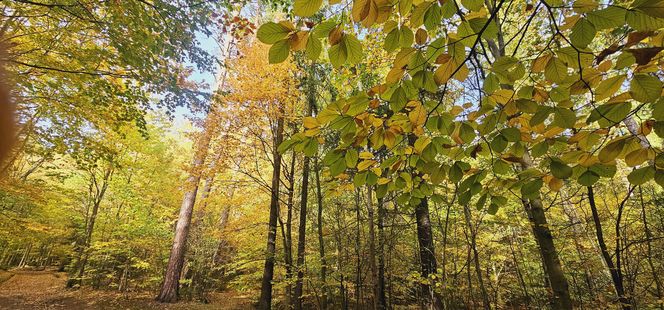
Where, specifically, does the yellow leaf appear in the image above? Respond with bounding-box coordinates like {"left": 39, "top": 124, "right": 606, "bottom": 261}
{"left": 408, "top": 104, "right": 427, "bottom": 128}
{"left": 357, "top": 159, "right": 376, "bottom": 171}
{"left": 359, "top": 151, "right": 374, "bottom": 159}
{"left": 413, "top": 136, "right": 431, "bottom": 153}
{"left": 303, "top": 116, "right": 319, "bottom": 129}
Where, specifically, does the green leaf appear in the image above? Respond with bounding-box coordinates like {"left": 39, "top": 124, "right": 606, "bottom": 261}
{"left": 306, "top": 37, "right": 322, "bottom": 60}
{"left": 588, "top": 102, "right": 632, "bottom": 128}
{"left": 586, "top": 7, "right": 627, "bottom": 29}
{"left": 545, "top": 57, "right": 568, "bottom": 84}
{"left": 492, "top": 159, "right": 510, "bottom": 175}
{"left": 501, "top": 127, "right": 521, "bottom": 142}
{"left": 344, "top": 34, "right": 363, "bottom": 64}
{"left": 598, "top": 138, "right": 627, "bottom": 163}
{"left": 578, "top": 170, "right": 600, "bottom": 186}
{"left": 257, "top": 22, "right": 291, "bottom": 44}
{"left": 570, "top": 18, "right": 596, "bottom": 48}
{"left": 626, "top": 10, "right": 664, "bottom": 31}
{"left": 553, "top": 108, "right": 576, "bottom": 128}
{"left": 521, "top": 179, "right": 543, "bottom": 199}
{"left": 550, "top": 159, "right": 573, "bottom": 179}
{"left": 345, "top": 149, "right": 359, "bottom": 168}
{"left": 269, "top": 39, "right": 290, "bottom": 64}
{"left": 459, "top": 122, "right": 476, "bottom": 143}
{"left": 490, "top": 134, "right": 508, "bottom": 152}
{"left": 531, "top": 141, "right": 549, "bottom": 157}
{"left": 330, "top": 158, "right": 346, "bottom": 176}
{"left": 632, "top": 0, "right": 664, "bottom": 18}
{"left": 354, "top": 172, "right": 367, "bottom": 186}
{"left": 630, "top": 74, "right": 662, "bottom": 103}
{"left": 627, "top": 166, "right": 655, "bottom": 185}
{"left": 294, "top": 0, "right": 323, "bottom": 17}
{"left": 594, "top": 74, "right": 626, "bottom": 101}
{"left": 449, "top": 162, "right": 463, "bottom": 183}
{"left": 303, "top": 138, "right": 318, "bottom": 156}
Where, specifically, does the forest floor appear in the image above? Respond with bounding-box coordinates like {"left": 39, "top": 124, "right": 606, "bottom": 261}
{"left": 0, "top": 269, "right": 253, "bottom": 309}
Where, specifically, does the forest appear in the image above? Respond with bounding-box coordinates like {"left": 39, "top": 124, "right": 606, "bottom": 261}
{"left": 0, "top": 0, "right": 663, "bottom": 309}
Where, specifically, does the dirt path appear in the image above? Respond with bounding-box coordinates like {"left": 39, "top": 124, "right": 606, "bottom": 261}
{"left": 0, "top": 270, "right": 253, "bottom": 309}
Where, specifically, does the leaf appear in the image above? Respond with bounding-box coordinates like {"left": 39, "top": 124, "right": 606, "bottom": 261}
{"left": 521, "top": 179, "right": 543, "bottom": 199}
{"left": 630, "top": 74, "right": 662, "bottom": 103}
{"left": 570, "top": 18, "right": 596, "bottom": 48}
{"left": 544, "top": 57, "right": 568, "bottom": 84}
{"left": 501, "top": 127, "right": 521, "bottom": 142}
{"left": 627, "top": 165, "right": 655, "bottom": 185}
{"left": 459, "top": 122, "right": 476, "bottom": 143}
{"left": 345, "top": 34, "right": 364, "bottom": 64}
{"left": 294, "top": 0, "right": 324, "bottom": 16}
{"left": 632, "top": 0, "right": 664, "bottom": 18}
{"left": 257, "top": 22, "right": 292, "bottom": 44}
{"left": 586, "top": 6, "right": 627, "bottom": 29}
{"left": 626, "top": 10, "right": 664, "bottom": 31}
{"left": 269, "top": 40, "right": 290, "bottom": 64}
{"left": 553, "top": 108, "right": 576, "bottom": 129}
{"left": 598, "top": 138, "right": 627, "bottom": 163}
{"left": 625, "top": 148, "right": 651, "bottom": 167}
{"left": 550, "top": 159, "right": 573, "bottom": 179}
{"left": 345, "top": 149, "right": 359, "bottom": 168}
{"left": 594, "top": 75, "right": 626, "bottom": 101}
{"left": 306, "top": 37, "right": 323, "bottom": 60}
{"left": 330, "top": 158, "right": 346, "bottom": 176}
{"left": 578, "top": 170, "right": 600, "bottom": 186}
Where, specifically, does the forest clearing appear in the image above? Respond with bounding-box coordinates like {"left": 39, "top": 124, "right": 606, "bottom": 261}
{"left": 1, "top": 0, "right": 664, "bottom": 309}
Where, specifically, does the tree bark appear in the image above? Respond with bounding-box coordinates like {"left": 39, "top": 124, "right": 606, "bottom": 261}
{"left": 639, "top": 186, "right": 664, "bottom": 310}
{"left": 294, "top": 155, "right": 310, "bottom": 310}
{"left": 314, "top": 158, "right": 328, "bottom": 309}
{"left": 517, "top": 154, "right": 572, "bottom": 310}
{"left": 462, "top": 203, "right": 490, "bottom": 309}
{"left": 156, "top": 154, "right": 205, "bottom": 303}
{"left": 68, "top": 164, "right": 113, "bottom": 288}
{"left": 258, "top": 115, "right": 284, "bottom": 310}
{"left": 366, "top": 187, "right": 378, "bottom": 309}
{"left": 376, "top": 195, "right": 387, "bottom": 310}
{"left": 415, "top": 198, "right": 443, "bottom": 309}
{"left": 587, "top": 186, "right": 631, "bottom": 309}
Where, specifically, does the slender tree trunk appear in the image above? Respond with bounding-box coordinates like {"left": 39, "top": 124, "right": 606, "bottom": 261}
{"left": 509, "top": 228, "right": 531, "bottom": 307}
{"left": 294, "top": 154, "right": 310, "bottom": 310}
{"left": 415, "top": 198, "right": 443, "bottom": 309}
{"left": 315, "top": 159, "right": 328, "bottom": 309}
{"left": 258, "top": 116, "right": 284, "bottom": 310}
{"left": 587, "top": 186, "right": 630, "bottom": 309}
{"left": 366, "top": 187, "right": 378, "bottom": 309}
{"left": 518, "top": 155, "right": 572, "bottom": 310}
{"left": 68, "top": 165, "right": 113, "bottom": 288}
{"left": 284, "top": 153, "right": 296, "bottom": 306}
{"left": 156, "top": 155, "right": 205, "bottom": 302}
{"left": 355, "top": 190, "right": 364, "bottom": 309}
{"left": 639, "top": 186, "right": 664, "bottom": 309}
{"left": 463, "top": 203, "right": 490, "bottom": 309}
{"left": 376, "top": 195, "right": 387, "bottom": 310}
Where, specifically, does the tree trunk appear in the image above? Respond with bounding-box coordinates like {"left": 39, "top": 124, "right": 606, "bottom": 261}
{"left": 315, "top": 158, "right": 328, "bottom": 309}
{"left": 639, "top": 186, "right": 664, "bottom": 309}
{"left": 376, "top": 195, "right": 387, "bottom": 310}
{"left": 156, "top": 157, "right": 204, "bottom": 302}
{"left": 517, "top": 154, "right": 572, "bottom": 310}
{"left": 68, "top": 165, "right": 113, "bottom": 288}
{"left": 587, "top": 186, "right": 631, "bottom": 309}
{"left": 366, "top": 187, "right": 378, "bottom": 309}
{"left": 294, "top": 155, "right": 310, "bottom": 310}
{"left": 415, "top": 198, "right": 443, "bottom": 309}
{"left": 463, "top": 203, "right": 490, "bottom": 309}
{"left": 258, "top": 115, "right": 284, "bottom": 310}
